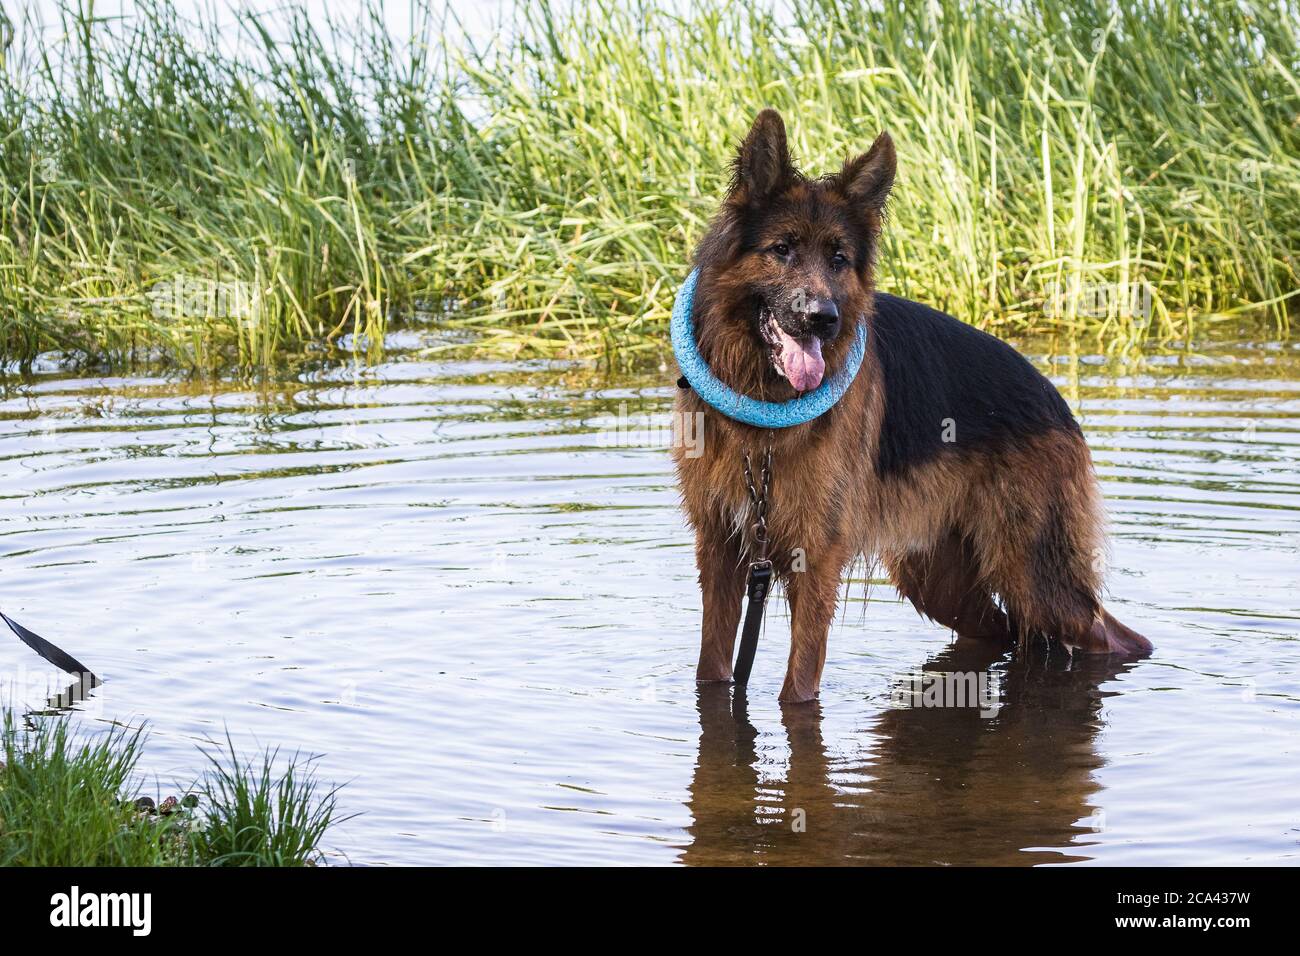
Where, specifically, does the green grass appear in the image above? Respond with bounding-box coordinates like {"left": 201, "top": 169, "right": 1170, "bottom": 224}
{"left": 190, "top": 733, "right": 342, "bottom": 867}
{"left": 0, "top": 710, "right": 341, "bottom": 866}
{"left": 1, "top": 0, "right": 1297, "bottom": 371}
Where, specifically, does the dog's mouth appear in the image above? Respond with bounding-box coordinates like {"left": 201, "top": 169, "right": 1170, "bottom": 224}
{"left": 759, "top": 308, "right": 825, "bottom": 393}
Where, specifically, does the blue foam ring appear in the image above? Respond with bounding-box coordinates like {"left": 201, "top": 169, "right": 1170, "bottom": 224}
{"left": 670, "top": 267, "right": 868, "bottom": 428}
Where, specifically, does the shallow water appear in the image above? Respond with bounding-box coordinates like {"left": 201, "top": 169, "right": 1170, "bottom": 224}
{"left": 2, "top": 328, "right": 1298, "bottom": 866}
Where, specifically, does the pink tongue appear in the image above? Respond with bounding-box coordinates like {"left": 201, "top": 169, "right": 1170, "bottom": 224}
{"left": 776, "top": 328, "right": 825, "bottom": 392}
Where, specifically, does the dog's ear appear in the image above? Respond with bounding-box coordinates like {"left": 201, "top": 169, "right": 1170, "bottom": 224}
{"left": 838, "top": 132, "right": 896, "bottom": 213}
{"left": 730, "top": 108, "right": 794, "bottom": 200}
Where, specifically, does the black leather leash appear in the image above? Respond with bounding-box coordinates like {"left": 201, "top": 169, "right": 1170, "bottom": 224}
{"left": 1, "top": 609, "right": 101, "bottom": 688}
{"left": 733, "top": 446, "right": 773, "bottom": 690}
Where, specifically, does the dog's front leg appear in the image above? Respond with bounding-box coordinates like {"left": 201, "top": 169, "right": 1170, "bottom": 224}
{"left": 694, "top": 528, "right": 747, "bottom": 683}
{"left": 780, "top": 547, "right": 847, "bottom": 703}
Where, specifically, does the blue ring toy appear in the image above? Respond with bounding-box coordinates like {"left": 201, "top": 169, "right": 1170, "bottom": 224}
{"left": 670, "top": 267, "right": 867, "bottom": 428}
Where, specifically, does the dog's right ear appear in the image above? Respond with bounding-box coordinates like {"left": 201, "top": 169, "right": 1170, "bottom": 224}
{"left": 730, "top": 109, "right": 794, "bottom": 201}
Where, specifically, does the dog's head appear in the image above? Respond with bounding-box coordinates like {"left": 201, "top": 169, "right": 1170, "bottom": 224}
{"left": 693, "top": 109, "right": 895, "bottom": 395}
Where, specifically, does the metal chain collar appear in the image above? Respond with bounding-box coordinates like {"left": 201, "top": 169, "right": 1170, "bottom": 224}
{"left": 741, "top": 445, "right": 773, "bottom": 564}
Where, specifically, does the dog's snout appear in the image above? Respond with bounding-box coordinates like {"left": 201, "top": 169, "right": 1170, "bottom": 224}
{"left": 806, "top": 300, "right": 839, "bottom": 336}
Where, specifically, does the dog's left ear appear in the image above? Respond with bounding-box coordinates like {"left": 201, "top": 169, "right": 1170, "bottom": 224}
{"left": 838, "top": 132, "right": 896, "bottom": 212}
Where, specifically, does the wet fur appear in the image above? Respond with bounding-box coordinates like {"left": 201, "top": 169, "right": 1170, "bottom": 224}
{"left": 672, "top": 110, "right": 1151, "bottom": 703}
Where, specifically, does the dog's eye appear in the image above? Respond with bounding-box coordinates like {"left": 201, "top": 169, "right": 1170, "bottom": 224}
{"left": 771, "top": 242, "right": 791, "bottom": 258}
{"left": 830, "top": 250, "right": 849, "bottom": 268}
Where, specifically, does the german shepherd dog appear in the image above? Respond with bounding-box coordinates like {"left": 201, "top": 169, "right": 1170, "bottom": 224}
{"left": 672, "top": 109, "right": 1151, "bottom": 703}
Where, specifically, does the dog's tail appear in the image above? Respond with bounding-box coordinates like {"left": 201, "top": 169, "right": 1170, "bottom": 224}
{"left": 1088, "top": 609, "right": 1153, "bottom": 658}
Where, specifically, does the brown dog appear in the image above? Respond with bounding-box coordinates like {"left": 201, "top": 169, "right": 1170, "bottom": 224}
{"left": 672, "top": 109, "right": 1151, "bottom": 703}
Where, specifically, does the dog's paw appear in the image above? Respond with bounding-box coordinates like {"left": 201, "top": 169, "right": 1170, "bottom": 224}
{"left": 695, "top": 670, "right": 734, "bottom": 684}
{"left": 777, "top": 680, "right": 820, "bottom": 705}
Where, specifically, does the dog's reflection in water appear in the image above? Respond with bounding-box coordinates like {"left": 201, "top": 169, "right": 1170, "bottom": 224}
{"left": 681, "top": 638, "right": 1134, "bottom": 866}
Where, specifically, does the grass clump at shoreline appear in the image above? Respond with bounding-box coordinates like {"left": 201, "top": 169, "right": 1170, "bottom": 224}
{"left": 1, "top": 0, "right": 1297, "bottom": 372}
{"left": 0, "top": 710, "right": 341, "bottom": 866}
{"left": 190, "top": 734, "right": 341, "bottom": 866}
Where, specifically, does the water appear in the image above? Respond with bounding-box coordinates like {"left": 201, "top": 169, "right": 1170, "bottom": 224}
{"left": 2, "top": 329, "right": 1298, "bottom": 866}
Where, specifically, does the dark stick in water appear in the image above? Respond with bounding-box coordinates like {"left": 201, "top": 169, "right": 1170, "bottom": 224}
{"left": 1, "top": 610, "right": 101, "bottom": 688}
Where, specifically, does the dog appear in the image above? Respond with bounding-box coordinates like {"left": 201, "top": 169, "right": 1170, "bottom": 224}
{"left": 672, "top": 109, "right": 1151, "bottom": 704}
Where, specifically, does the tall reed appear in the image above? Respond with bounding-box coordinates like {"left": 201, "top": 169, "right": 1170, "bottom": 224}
{"left": 1, "top": 0, "right": 1296, "bottom": 370}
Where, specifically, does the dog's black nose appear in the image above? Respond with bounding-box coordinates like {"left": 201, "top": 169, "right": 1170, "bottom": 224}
{"left": 807, "top": 300, "right": 839, "bottom": 336}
